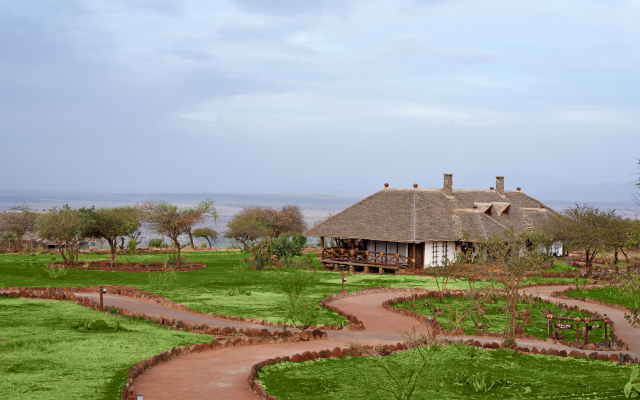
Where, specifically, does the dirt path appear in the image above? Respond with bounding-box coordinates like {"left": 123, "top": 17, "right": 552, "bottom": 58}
{"left": 127, "top": 287, "right": 640, "bottom": 399}
{"left": 3, "top": 286, "right": 639, "bottom": 399}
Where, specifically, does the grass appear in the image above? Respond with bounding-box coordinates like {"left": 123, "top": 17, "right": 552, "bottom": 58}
{"left": 546, "top": 260, "right": 579, "bottom": 273}
{"left": 0, "top": 252, "right": 496, "bottom": 325}
{"left": 393, "top": 295, "right": 605, "bottom": 342}
{"left": 0, "top": 297, "right": 214, "bottom": 400}
{"left": 258, "top": 345, "right": 633, "bottom": 399}
{"left": 566, "top": 288, "right": 640, "bottom": 310}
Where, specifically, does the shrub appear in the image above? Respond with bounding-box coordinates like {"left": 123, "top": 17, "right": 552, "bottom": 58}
{"left": 147, "top": 238, "right": 164, "bottom": 248}
{"left": 200, "top": 242, "right": 208, "bottom": 249}
{"left": 127, "top": 238, "right": 137, "bottom": 252}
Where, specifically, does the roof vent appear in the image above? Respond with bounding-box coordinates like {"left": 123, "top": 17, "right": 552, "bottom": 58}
{"left": 384, "top": 183, "right": 389, "bottom": 188}
{"left": 490, "top": 187, "right": 494, "bottom": 190}
{"left": 540, "top": 205, "right": 545, "bottom": 208}
{"left": 472, "top": 205, "right": 478, "bottom": 209}
{"left": 517, "top": 187, "right": 521, "bottom": 191}
{"left": 413, "top": 183, "right": 418, "bottom": 188}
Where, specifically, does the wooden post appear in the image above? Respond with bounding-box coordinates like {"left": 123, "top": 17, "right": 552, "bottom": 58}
{"left": 320, "top": 237, "right": 325, "bottom": 260}
{"left": 575, "top": 317, "right": 581, "bottom": 341}
{"left": 546, "top": 314, "right": 553, "bottom": 339}
{"left": 99, "top": 286, "right": 104, "bottom": 311}
{"left": 584, "top": 317, "right": 590, "bottom": 344}
{"left": 396, "top": 253, "right": 399, "bottom": 269}
{"left": 412, "top": 243, "right": 416, "bottom": 273}
{"left": 603, "top": 315, "right": 609, "bottom": 342}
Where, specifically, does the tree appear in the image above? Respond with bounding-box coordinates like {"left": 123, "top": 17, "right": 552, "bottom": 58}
{"left": 183, "top": 199, "right": 218, "bottom": 249}
{"left": 35, "top": 205, "right": 90, "bottom": 265}
{"left": 224, "top": 205, "right": 306, "bottom": 255}
{"left": 545, "top": 204, "right": 620, "bottom": 274}
{"left": 271, "top": 234, "right": 307, "bottom": 267}
{"left": 192, "top": 227, "right": 218, "bottom": 248}
{"left": 0, "top": 205, "right": 40, "bottom": 252}
{"left": 470, "top": 228, "right": 551, "bottom": 348}
{"left": 83, "top": 207, "right": 141, "bottom": 263}
{"left": 140, "top": 199, "right": 215, "bottom": 266}
{"left": 224, "top": 211, "right": 270, "bottom": 251}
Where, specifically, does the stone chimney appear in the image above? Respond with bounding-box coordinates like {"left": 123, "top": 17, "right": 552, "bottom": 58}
{"left": 443, "top": 173, "right": 453, "bottom": 196}
{"left": 496, "top": 176, "right": 505, "bottom": 195}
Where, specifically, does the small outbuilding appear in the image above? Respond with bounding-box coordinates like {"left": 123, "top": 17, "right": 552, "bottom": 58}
{"left": 305, "top": 174, "right": 559, "bottom": 274}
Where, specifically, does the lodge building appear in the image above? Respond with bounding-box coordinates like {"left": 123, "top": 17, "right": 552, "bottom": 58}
{"left": 305, "top": 174, "right": 559, "bottom": 274}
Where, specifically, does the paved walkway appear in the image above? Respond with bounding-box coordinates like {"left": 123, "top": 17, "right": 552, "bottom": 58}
{"left": 4, "top": 285, "right": 639, "bottom": 399}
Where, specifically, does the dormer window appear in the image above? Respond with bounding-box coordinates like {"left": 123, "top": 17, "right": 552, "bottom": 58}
{"left": 473, "top": 202, "right": 493, "bottom": 216}
{"left": 492, "top": 202, "right": 511, "bottom": 216}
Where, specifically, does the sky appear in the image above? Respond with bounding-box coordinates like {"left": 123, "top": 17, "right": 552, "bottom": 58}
{"left": 1, "top": 0, "right": 639, "bottom": 198}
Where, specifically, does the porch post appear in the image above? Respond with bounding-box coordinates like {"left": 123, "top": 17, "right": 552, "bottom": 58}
{"left": 412, "top": 243, "right": 416, "bottom": 273}
{"left": 320, "top": 237, "right": 325, "bottom": 260}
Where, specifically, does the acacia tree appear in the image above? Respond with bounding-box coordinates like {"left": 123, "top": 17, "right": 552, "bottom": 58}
{"left": 224, "top": 205, "right": 306, "bottom": 257}
{"left": 0, "top": 205, "right": 40, "bottom": 252}
{"left": 140, "top": 199, "right": 215, "bottom": 266}
{"left": 35, "top": 205, "right": 90, "bottom": 265}
{"left": 183, "top": 200, "right": 217, "bottom": 249}
{"left": 545, "top": 204, "right": 620, "bottom": 274}
{"left": 84, "top": 207, "right": 141, "bottom": 263}
{"left": 471, "top": 228, "right": 551, "bottom": 348}
{"left": 192, "top": 227, "right": 218, "bottom": 248}
{"left": 224, "top": 215, "right": 270, "bottom": 251}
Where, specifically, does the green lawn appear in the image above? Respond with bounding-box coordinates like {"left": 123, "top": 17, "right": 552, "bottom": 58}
{"left": 258, "top": 345, "right": 633, "bottom": 399}
{"left": 0, "top": 252, "right": 495, "bottom": 325}
{"left": 567, "top": 288, "right": 640, "bottom": 310}
{"left": 393, "top": 295, "right": 605, "bottom": 342}
{"left": 0, "top": 297, "right": 214, "bottom": 400}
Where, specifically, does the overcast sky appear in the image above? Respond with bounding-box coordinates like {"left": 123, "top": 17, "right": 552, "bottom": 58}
{"left": 1, "top": 0, "right": 639, "bottom": 196}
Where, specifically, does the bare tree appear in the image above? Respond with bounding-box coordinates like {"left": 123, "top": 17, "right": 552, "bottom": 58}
{"left": 470, "top": 228, "right": 550, "bottom": 348}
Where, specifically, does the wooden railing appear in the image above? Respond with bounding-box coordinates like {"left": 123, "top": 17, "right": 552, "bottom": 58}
{"left": 321, "top": 248, "right": 411, "bottom": 269}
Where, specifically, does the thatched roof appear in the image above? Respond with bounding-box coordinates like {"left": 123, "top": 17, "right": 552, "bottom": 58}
{"left": 305, "top": 188, "right": 554, "bottom": 243}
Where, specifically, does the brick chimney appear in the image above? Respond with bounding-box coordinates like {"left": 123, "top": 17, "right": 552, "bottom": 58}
{"left": 443, "top": 173, "right": 453, "bottom": 196}
{"left": 496, "top": 176, "right": 505, "bottom": 195}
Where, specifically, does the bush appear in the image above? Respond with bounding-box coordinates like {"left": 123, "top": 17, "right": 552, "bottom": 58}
{"left": 147, "top": 238, "right": 164, "bottom": 248}
{"left": 200, "top": 242, "right": 208, "bottom": 249}
{"left": 271, "top": 234, "right": 307, "bottom": 268}
{"left": 128, "top": 238, "right": 137, "bottom": 252}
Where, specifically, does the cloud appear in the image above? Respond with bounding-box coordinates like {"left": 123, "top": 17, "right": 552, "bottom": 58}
{"left": 230, "top": 0, "right": 357, "bottom": 16}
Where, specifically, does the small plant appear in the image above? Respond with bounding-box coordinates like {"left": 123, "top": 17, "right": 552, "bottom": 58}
{"left": 74, "top": 318, "right": 123, "bottom": 332}
{"left": 47, "top": 267, "right": 68, "bottom": 279}
{"left": 36, "top": 244, "right": 44, "bottom": 253}
{"left": 21, "top": 260, "right": 43, "bottom": 268}
{"left": 624, "top": 367, "right": 640, "bottom": 398}
{"left": 466, "top": 371, "right": 494, "bottom": 393}
{"left": 200, "top": 242, "right": 208, "bottom": 249}
{"left": 127, "top": 238, "right": 137, "bottom": 252}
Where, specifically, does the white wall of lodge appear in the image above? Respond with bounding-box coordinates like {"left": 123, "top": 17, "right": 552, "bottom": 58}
{"left": 423, "top": 241, "right": 461, "bottom": 267}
